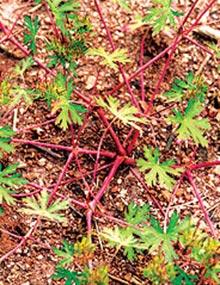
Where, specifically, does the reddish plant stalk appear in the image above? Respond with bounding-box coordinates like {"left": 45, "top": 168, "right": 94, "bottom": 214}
{"left": 48, "top": 151, "right": 75, "bottom": 204}
{"left": 17, "top": 118, "right": 56, "bottom": 133}
{"left": 96, "top": 108, "right": 127, "bottom": 155}
{"left": 184, "top": 36, "right": 214, "bottom": 55}
{"left": 186, "top": 170, "right": 216, "bottom": 237}
{"left": 140, "top": 34, "right": 146, "bottom": 102}
{"left": 190, "top": 160, "right": 220, "bottom": 170}
{"left": 0, "top": 218, "right": 40, "bottom": 263}
{"left": 44, "top": 0, "right": 60, "bottom": 40}
{"left": 86, "top": 156, "right": 124, "bottom": 231}
{"left": 93, "top": 0, "right": 139, "bottom": 109}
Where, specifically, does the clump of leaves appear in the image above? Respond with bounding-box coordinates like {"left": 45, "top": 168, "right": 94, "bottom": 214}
{"left": 168, "top": 98, "right": 210, "bottom": 146}
{"left": 47, "top": 39, "right": 86, "bottom": 75}
{"left": 137, "top": 146, "right": 182, "bottom": 190}
{"left": 23, "top": 15, "right": 40, "bottom": 53}
{"left": 164, "top": 72, "right": 208, "bottom": 102}
{"left": 44, "top": 73, "right": 87, "bottom": 130}
{"left": 143, "top": 0, "right": 183, "bottom": 35}
{"left": 180, "top": 227, "right": 220, "bottom": 284}
{"left": 143, "top": 255, "right": 176, "bottom": 284}
{"left": 0, "top": 163, "right": 27, "bottom": 205}
{"left": 21, "top": 189, "right": 69, "bottom": 223}
{"left": 97, "top": 96, "right": 147, "bottom": 132}
{"left": 102, "top": 206, "right": 192, "bottom": 262}
{"left": 87, "top": 265, "right": 109, "bottom": 285}
{"left": 0, "top": 126, "right": 15, "bottom": 158}
{"left": 87, "top": 47, "right": 131, "bottom": 70}
{"left": 74, "top": 237, "right": 96, "bottom": 265}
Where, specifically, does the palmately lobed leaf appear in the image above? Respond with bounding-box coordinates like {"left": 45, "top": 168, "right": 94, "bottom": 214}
{"left": 168, "top": 98, "right": 210, "bottom": 147}
{"left": 87, "top": 47, "right": 131, "bottom": 70}
{"left": 21, "top": 190, "right": 69, "bottom": 223}
{"left": 0, "top": 163, "right": 27, "bottom": 205}
{"left": 96, "top": 96, "right": 147, "bottom": 132}
{"left": 137, "top": 146, "right": 182, "bottom": 190}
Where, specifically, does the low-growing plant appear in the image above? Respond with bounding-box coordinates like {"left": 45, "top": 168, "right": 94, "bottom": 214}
{"left": 0, "top": 0, "right": 219, "bottom": 284}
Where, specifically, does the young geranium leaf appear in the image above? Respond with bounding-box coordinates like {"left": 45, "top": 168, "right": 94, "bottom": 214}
{"left": 140, "top": 212, "right": 191, "bottom": 262}
{"left": 125, "top": 202, "right": 150, "bottom": 225}
{"left": 129, "top": 14, "right": 148, "bottom": 31}
{"left": 97, "top": 96, "right": 147, "bottom": 132}
{"left": 101, "top": 226, "right": 138, "bottom": 261}
{"left": 52, "top": 267, "right": 88, "bottom": 285}
{"left": 0, "top": 80, "right": 12, "bottom": 105}
{"left": 87, "top": 47, "right": 131, "bottom": 70}
{"left": 52, "top": 98, "right": 86, "bottom": 130}
{"left": 143, "top": 0, "right": 183, "bottom": 35}
{"left": 47, "top": 0, "right": 80, "bottom": 35}
{"left": 0, "top": 126, "right": 15, "bottom": 158}
{"left": 23, "top": 15, "right": 40, "bottom": 53}
{"left": 21, "top": 190, "right": 69, "bottom": 223}
{"left": 208, "top": 42, "right": 220, "bottom": 59}
{"left": 0, "top": 163, "right": 27, "bottom": 205}
{"left": 164, "top": 72, "right": 208, "bottom": 102}
{"left": 137, "top": 146, "right": 182, "bottom": 190}
{"left": 87, "top": 265, "right": 109, "bottom": 285}
{"left": 14, "top": 57, "right": 34, "bottom": 80}
{"left": 53, "top": 240, "right": 74, "bottom": 266}
{"left": 168, "top": 98, "right": 210, "bottom": 147}
{"left": 9, "top": 86, "right": 40, "bottom": 107}
{"left": 171, "top": 266, "right": 198, "bottom": 285}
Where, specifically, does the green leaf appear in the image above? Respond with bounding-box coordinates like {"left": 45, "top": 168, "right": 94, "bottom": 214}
{"left": 0, "top": 126, "right": 15, "bottom": 158}
{"left": 23, "top": 15, "right": 40, "bottom": 53}
{"left": 0, "top": 163, "right": 27, "bottom": 205}
{"left": 9, "top": 86, "right": 40, "bottom": 107}
{"left": 143, "top": 0, "right": 183, "bottom": 35}
{"left": 168, "top": 98, "right": 210, "bottom": 147}
{"left": 101, "top": 226, "right": 138, "bottom": 261}
{"left": 14, "top": 57, "right": 34, "bottom": 79}
{"left": 208, "top": 42, "right": 220, "bottom": 59}
{"left": 53, "top": 240, "right": 74, "bottom": 266}
{"left": 96, "top": 96, "right": 147, "bottom": 132}
{"left": 125, "top": 202, "right": 150, "bottom": 225}
{"left": 164, "top": 72, "right": 208, "bottom": 102}
{"left": 0, "top": 206, "right": 4, "bottom": 215}
{"left": 47, "top": 0, "right": 80, "bottom": 35}
{"left": 52, "top": 267, "right": 88, "bottom": 285}
{"left": 21, "top": 189, "right": 69, "bottom": 223}
{"left": 129, "top": 14, "right": 147, "bottom": 31}
{"left": 140, "top": 212, "right": 191, "bottom": 262}
{"left": 171, "top": 266, "right": 198, "bottom": 285}
{"left": 87, "top": 47, "right": 131, "bottom": 70}
{"left": 137, "top": 146, "right": 182, "bottom": 190}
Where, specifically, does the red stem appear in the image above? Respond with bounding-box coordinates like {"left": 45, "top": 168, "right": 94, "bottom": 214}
{"left": 184, "top": 35, "right": 214, "bottom": 55}
{"left": 189, "top": 160, "right": 220, "bottom": 170}
{"left": 140, "top": 34, "right": 146, "bottom": 102}
{"left": 48, "top": 151, "right": 75, "bottom": 204}
{"left": 186, "top": 170, "right": 216, "bottom": 237}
